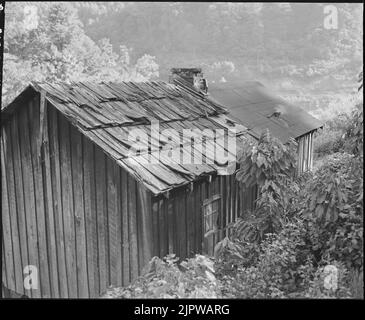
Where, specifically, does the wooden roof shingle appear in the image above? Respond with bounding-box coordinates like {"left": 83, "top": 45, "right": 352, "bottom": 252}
{"left": 2, "top": 80, "right": 256, "bottom": 195}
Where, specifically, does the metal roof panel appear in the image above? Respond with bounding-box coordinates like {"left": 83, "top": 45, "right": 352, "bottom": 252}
{"left": 209, "top": 81, "right": 323, "bottom": 142}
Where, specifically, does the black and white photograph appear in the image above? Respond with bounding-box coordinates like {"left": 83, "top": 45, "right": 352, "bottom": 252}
{"left": 0, "top": 1, "right": 363, "bottom": 303}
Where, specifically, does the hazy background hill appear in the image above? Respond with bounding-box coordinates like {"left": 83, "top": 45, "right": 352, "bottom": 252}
{"left": 2, "top": 2, "right": 363, "bottom": 119}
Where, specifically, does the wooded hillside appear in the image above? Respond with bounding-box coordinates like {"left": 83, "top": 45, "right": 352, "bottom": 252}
{"left": 3, "top": 2, "right": 363, "bottom": 116}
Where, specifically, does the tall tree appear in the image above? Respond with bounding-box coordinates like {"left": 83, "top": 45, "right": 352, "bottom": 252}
{"left": 3, "top": 2, "right": 159, "bottom": 107}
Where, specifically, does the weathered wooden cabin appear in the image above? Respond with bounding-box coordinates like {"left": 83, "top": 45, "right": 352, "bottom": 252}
{"left": 1, "top": 69, "right": 322, "bottom": 299}
{"left": 208, "top": 81, "right": 323, "bottom": 174}
{"left": 1, "top": 77, "right": 258, "bottom": 298}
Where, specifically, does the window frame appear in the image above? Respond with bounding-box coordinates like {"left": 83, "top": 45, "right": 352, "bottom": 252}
{"left": 202, "top": 194, "right": 221, "bottom": 237}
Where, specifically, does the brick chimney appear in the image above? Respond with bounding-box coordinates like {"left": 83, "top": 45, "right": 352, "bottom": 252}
{"left": 169, "top": 68, "right": 208, "bottom": 94}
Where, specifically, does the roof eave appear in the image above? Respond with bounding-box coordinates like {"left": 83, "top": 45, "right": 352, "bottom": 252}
{"left": 1, "top": 83, "right": 40, "bottom": 125}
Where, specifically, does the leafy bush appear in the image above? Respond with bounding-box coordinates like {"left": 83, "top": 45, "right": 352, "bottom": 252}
{"left": 102, "top": 254, "right": 219, "bottom": 298}
{"left": 215, "top": 220, "right": 357, "bottom": 298}
{"left": 236, "top": 129, "right": 297, "bottom": 191}
{"left": 235, "top": 130, "right": 298, "bottom": 241}
{"left": 299, "top": 153, "right": 363, "bottom": 270}
{"left": 214, "top": 237, "right": 260, "bottom": 274}
{"left": 299, "top": 261, "right": 353, "bottom": 299}
{"left": 344, "top": 102, "right": 363, "bottom": 156}
{"left": 348, "top": 267, "right": 364, "bottom": 299}
{"left": 313, "top": 126, "right": 345, "bottom": 158}
{"left": 313, "top": 95, "right": 363, "bottom": 159}
{"left": 216, "top": 219, "right": 316, "bottom": 298}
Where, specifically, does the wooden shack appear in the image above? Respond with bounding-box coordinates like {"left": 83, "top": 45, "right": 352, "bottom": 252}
{"left": 1, "top": 69, "right": 322, "bottom": 298}
{"left": 1, "top": 79, "right": 258, "bottom": 298}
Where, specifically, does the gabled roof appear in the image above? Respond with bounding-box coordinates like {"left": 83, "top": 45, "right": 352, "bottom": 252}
{"left": 208, "top": 81, "right": 323, "bottom": 142}
{"left": 2, "top": 81, "right": 255, "bottom": 195}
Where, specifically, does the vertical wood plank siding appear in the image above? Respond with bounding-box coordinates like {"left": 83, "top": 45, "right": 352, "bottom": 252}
{"left": 1, "top": 98, "right": 152, "bottom": 297}
{"left": 151, "top": 174, "right": 258, "bottom": 259}
{"left": 297, "top": 132, "right": 314, "bottom": 175}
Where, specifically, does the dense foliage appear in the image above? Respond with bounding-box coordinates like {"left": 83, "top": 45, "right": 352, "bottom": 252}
{"left": 2, "top": 2, "right": 159, "bottom": 106}
{"left": 3, "top": 2, "right": 363, "bottom": 112}
{"left": 216, "top": 225, "right": 354, "bottom": 298}
{"left": 313, "top": 98, "right": 363, "bottom": 158}
{"left": 102, "top": 254, "right": 219, "bottom": 298}
{"left": 313, "top": 70, "right": 363, "bottom": 158}
{"left": 75, "top": 3, "right": 362, "bottom": 84}
{"left": 214, "top": 93, "right": 363, "bottom": 298}
{"left": 75, "top": 3, "right": 363, "bottom": 114}
{"left": 234, "top": 131, "right": 298, "bottom": 242}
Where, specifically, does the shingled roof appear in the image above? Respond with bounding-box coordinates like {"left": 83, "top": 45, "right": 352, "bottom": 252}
{"left": 2, "top": 81, "right": 255, "bottom": 195}
{"left": 208, "top": 81, "right": 323, "bottom": 142}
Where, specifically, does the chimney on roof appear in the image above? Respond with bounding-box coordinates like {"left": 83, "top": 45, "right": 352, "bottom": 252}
{"left": 169, "top": 68, "right": 208, "bottom": 94}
